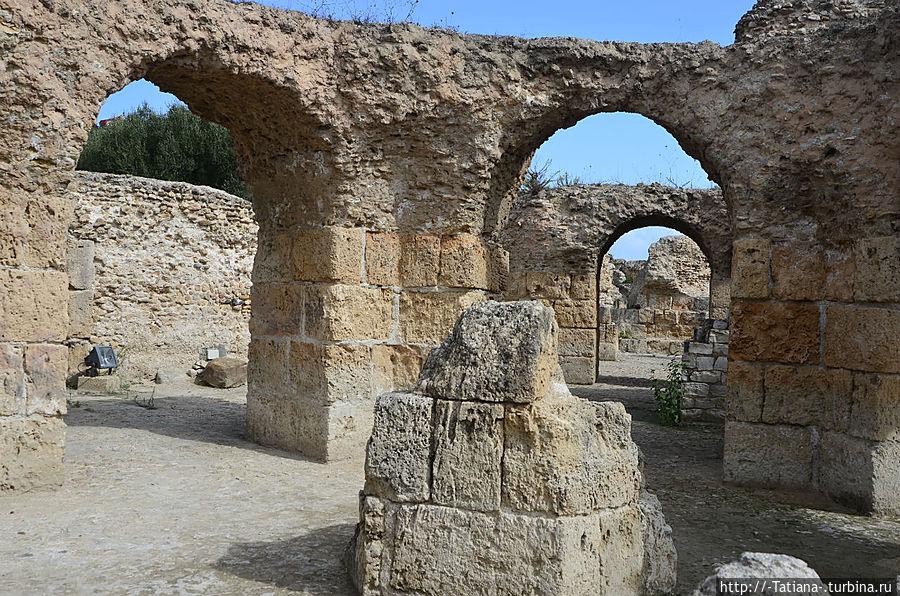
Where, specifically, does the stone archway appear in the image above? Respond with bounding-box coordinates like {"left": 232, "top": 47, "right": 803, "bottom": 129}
{"left": 499, "top": 183, "right": 731, "bottom": 382}
{"left": 1, "top": 0, "right": 896, "bottom": 516}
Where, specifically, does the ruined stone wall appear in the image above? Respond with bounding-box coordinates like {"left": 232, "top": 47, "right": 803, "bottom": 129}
{"left": 682, "top": 320, "right": 730, "bottom": 423}
{"left": 65, "top": 172, "right": 256, "bottom": 381}
{"left": 603, "top": 236, "right": 712, "bottom": 356}
{"left": 1, "top": 0, "right": 896, "bottom": 512}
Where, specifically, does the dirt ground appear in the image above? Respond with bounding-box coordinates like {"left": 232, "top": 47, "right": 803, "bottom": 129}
{"left": 1, "top": 355, "right": 897, "bottom": 595}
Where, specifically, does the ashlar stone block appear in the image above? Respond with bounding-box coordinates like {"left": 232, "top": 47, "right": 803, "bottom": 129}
{"left": 304, "top": 284, "right": 393, "bottom": 341}
{"left": 385, "top": 503, "right": 643, "bottom": 596}
{"left": 431, "top": 399, "right": 504, "bottom": 512}
{"left": 292, "top": 226, "right": 363, "bottom": 283}
{"left": 365, "top": 392, "right": 433, "bottom": 502}
{"left": 503, "top": 398, "right": 640, "bottom": 514}
{"left": 438, "top": 234, "right": 489, "bottom": 289}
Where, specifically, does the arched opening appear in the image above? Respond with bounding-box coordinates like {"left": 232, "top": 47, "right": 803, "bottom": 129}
{"left": 65, "top": 78, "right": 259, "bottom": 445}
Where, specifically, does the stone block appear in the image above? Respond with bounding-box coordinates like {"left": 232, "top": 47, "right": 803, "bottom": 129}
{"left": 292, "top": 226, "right": 363, "bottom": 283}
{"left": 730, "top": 301, "right": 820, "bottom": 364}
{"left": 416, "top": 301, "right": 557, "bottom": 403}
{"left": 364, "top": 392, "right": 433, "bottom": 502}
{"left": 713, "top": 356, "right": 728, "bottom": 371}
{"left": 849, "top": 373, "right": 900, "bottom": 442}
{"left": 197, "top": 356, "right": 247, "bottom": 388}
{"left": 289, "top": 341, "right": 371, "bottom": 404}
{"left": 76, "top": 374, "right": 122, "bottom": 392}
{"left": 552, "top": 299, "right": 596, "bottom": 328}
{"left": 723, "top": 422, "right": 813, "bottom": 489}
{"left": 0, "top": 269, "right": 67, "bottom": 342}
{"left": 304, "top": 284, "right": 393, "bottom": 341}
{"left": 432, "top": 400, "right": 504, "bottom": 511}
{"left": 399, "top": 234, "right": 440, "bottom": 287}
{"left": 683, "top": 382, "right": 709, "bottom": 398}
{"left": 24, "top": 344, "right": 67, "bottom": 415}
{"left": 823, "top": 304, "right": 899, "bottom": 373}
{"left": 438, "top": 234, "right": 489, "bottom": 289}
{"left": 525, "top": 271, "right": 571, "bottom": 299}
{"left": 364, "top": 231, "right": 400, "bottom": 286}
{"left": 505, "top": 271, "right": 528, "bottom": 298}
{"left": 687, "top": 341, "right": 713, "bottom": 355}
{"left": 66, "top": 239, "right": 94, "bottom": 290}
{"left": 695, "top": 356, "right": 715, "bottom": 370}
{"left": 854, "top": 236, "right": 899, "bottom": 302}
{"left": 346, "top": 495, "right": 386, "bottom": 596}
{"left": 246, "top": 391, "right": 329, "bottom": 460}
{"left": 639, "top": 490, "right": 677, "bottom": 596}
{"left": 558, "top": 327, "right": 595, "bottom": 357}
{"left": 253, "top": 231, "right": 294, "bottom": 283}
{"left": 0, "top": 416, "right": 65, "bottom": 491}
{"left": 727, "top": 361, "right": 764, "bottom": 422}
{"left": 503, "top": 399, "right": 639, "bottom": 514}
{"left": 371, "top": 344, "right": 422, "bottom": 395}
{"left": 246, "top": 339, "right": 289, "bottom": 401}
{"left": 638, "top": 308, "right": 655, "bottom": 325}
{"left": 818, "top": 431, "right": 900, "bottom": 516}
{"left": 67, "top": 289, "right": 93, "bottom": 338}
{"left": 619, "top": 338, "right": 648, "bottom": 353}
{"left": 154, "top": 369, "right": 185, "bottom": 384}
{"left": 0, "top": 189, "right": 27, "bottom": 267}
{"left": 596, "top": 341, "right": 618, "bottom": 361}
{"left": 761, "top": 365, "right": 852, "bottom": 430}
{"left": 708, "top": 329, "right": 729, "bottom": 343}
{"left": 731, "top": 237, "right": 770, "bottom": 299}
{"left": 570, "top": 272, "right": 596, "bottom": 300}
{"left": 25, "top": 192, "right": 72, "bottom": 269}
{"left": 695, "top": 553, "right": 827, "bottom": 596}
{"left": 560, "top": 356, "right": 595, "bottom": 385}
{"left": 398, "top": 290, "right": 485, "bottom": 345}
{"left": 597, "top": 306, "right": 612, "bottom": 324}
{"left": 248, "top": 282, "right": 303, "bottom": 336}
{"left": 0, "top": 344, "right": 25, "bottom": 416}
{"left": 690, "top": 371, "right": 720, "bottom": 384}
{"left": 384, "top": 503, "right": 642, "bottom": 596}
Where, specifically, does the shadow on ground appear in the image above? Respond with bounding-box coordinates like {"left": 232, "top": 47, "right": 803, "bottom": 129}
{"left": 64, "top": 389, "right": 319, "bottom": 463}
{"left": 215, "top": 523, "right": 357, "bottom": 595}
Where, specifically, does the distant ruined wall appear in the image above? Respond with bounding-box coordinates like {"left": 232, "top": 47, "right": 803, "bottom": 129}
{"left": 602, "top": 236, "right": 712, "bottom": 356}
{"left": 65, "top": 172, "right": 256, "bottom": 381}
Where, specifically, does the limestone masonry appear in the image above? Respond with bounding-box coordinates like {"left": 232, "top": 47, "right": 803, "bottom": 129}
{"left": 348, "top": 301, "right": 676, "bottom": 595}
{"left": 0, "top": 0, "right": 897, "bottom": 516}
{"left": 66, "top": 171, "right": 256, "bottom": 382}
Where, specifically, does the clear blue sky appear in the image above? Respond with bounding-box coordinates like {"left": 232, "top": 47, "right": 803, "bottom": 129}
{"left": 97, "top": 0, "right": 753, "bottom": 260}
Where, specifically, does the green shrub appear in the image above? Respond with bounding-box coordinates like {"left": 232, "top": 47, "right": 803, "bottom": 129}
{"left": 652, "top": 358, "right": 685, "bottom": 426}
{"left": 77, "top": 103, "right": 250, "bottom": 199}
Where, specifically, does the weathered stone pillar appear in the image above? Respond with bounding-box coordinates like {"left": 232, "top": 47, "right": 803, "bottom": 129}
{"left": 348, "top": 301, "right": 676, "bottom": 595}
{"left": 246, "top": 227, "right": 507, "bottom": 461}
{"left": 724, "top": 236, "right": 900, "bottom": 516}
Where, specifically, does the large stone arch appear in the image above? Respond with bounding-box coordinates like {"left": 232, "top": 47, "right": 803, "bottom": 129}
{"left": 1, "top": 0, "right": 897, "bottom": 516}
{"left": 499, "top": 183, "right": 730, "bottom": 381}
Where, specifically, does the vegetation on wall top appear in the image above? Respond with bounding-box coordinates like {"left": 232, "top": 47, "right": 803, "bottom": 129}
{"left": 77, "top": 104, "right": 250, "bottom": 199}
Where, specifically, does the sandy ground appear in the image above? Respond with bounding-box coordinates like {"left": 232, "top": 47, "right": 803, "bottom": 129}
{"left": 0, "top": 356, "right": 897, "bottom": 595}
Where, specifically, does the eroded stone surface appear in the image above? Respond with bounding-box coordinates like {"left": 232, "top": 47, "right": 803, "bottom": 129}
{"left": 350, "top": 301, "right": 673, "bottom": 594}
{"left": 415, "top": 301, "right": 558, "bottom": 403}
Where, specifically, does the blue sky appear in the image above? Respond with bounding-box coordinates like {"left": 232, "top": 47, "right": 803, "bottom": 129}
{"left": 97, "top": 0, "right": 753, "bottom": 260}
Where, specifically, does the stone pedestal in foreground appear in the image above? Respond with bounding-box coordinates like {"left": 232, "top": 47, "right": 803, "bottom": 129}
{"left": 347, "top": 301, "right": 676, "bottom": 595}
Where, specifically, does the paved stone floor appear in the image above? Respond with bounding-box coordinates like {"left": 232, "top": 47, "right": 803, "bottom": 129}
{"left": 0, "top": 357, "right": 898, "bottom": 594}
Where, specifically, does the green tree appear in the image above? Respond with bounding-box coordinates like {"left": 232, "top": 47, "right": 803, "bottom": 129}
{"left": 77, "top": 103, "right": 250, "bottom": 199}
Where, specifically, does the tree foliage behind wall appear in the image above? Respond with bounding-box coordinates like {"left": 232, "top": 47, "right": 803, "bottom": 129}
{"left": 77, "top": 104, "right": 250, "bottom": 199}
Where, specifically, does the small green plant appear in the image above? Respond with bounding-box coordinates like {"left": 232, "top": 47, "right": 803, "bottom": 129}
{"left": 619, "top": 329, "right": 632, "bottom": 339}
{"left": 652, "top": 359, "right": 685, "bottom": 426}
